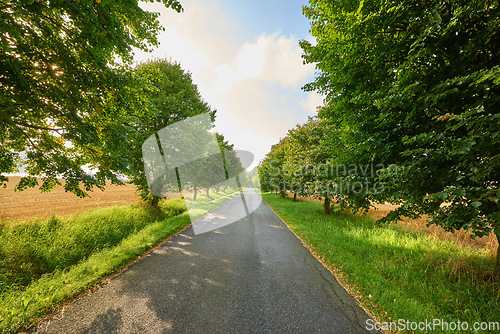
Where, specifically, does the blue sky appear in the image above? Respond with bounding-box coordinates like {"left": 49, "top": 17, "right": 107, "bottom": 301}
{"left": 220, "top": 0, "right": 311, "bottom": 39}
{"left": 135, "top": 0, "right": 323, "bottom": 168}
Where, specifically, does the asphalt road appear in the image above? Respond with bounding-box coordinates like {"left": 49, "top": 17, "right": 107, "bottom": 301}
{"left": 34, "top": 189, "right": 377, "bottom": 333}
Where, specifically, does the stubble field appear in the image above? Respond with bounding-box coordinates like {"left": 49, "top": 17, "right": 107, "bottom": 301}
{"left": 0, "top": 176, "right": 140, "bottom": 223}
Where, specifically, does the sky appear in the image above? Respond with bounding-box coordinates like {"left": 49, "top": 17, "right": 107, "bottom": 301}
{"left": 134, "top": 0, "right": 323, "bottom": 168}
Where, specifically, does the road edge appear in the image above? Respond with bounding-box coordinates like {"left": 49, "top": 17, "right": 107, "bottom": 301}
{"left": 261, "top": 195, "right": 383, "bottom": 334}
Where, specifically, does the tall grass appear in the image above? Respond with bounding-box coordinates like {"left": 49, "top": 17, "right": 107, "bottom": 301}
{"left": 263, "top": 194, "right": 500, "bottom": 333}
{"left": 0, "top": 199, "right": 186, "bottom": 291}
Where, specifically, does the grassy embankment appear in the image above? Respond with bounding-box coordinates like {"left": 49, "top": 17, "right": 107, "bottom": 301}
{"left": 263, "top": 193, "right": 500, "bottom": 334}
{"left": 0, "top": 189, "right": 237, "bottom": 333}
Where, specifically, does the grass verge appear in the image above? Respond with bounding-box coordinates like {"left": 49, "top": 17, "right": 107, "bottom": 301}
{"left": 263, "top": 193, "right": 500, "bottom": 334}
{"left": 0, "top": 189, "right": 238, "bottom": 333}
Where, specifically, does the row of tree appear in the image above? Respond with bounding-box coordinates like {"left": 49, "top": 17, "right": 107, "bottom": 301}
{"left": 1, "top": 0, "right": 239, "bottom": 205}
{"left": 260, "top": 0, "right": 499, "bottom": 282}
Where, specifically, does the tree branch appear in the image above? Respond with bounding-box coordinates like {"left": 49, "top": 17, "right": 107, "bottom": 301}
{"left": 13, "top": 121, "right": 65, "bottom": 132}
{"left": 12, "top": 122, "right": 39, "bottom": 151}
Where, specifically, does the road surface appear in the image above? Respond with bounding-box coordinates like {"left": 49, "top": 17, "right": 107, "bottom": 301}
{"left": 34, "top": 190, "right": 377, "bottom": 333}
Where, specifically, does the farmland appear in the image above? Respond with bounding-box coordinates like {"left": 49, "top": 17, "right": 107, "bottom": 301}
{"left": 0, "top": 177, "right": 139, "bottom": 223}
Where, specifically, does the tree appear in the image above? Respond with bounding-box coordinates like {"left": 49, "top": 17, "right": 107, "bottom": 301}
{"left": 259, "top": 118, "right": 328, "bottom": 211}
{"left": 259, "top": 138, "right": 289, "bottom": 198}
{"left": 126, "top": 58, "right": 215, "bottom": 206}
{"left": 285, "top": 118, "right": 333, "bottom": 213}
{"left": 186, "top": 133, "right": 246, "bottom": 200}
{"left": 301, "top": 0, "right": 500, "bottom": 280}
{"left": 216, "top": 133, "right": 246, "bottom": 195}
{"left": 0, "top": 0, "right": 183, "bottom": 196}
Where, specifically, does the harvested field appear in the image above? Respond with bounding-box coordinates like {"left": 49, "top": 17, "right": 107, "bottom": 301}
{"left": 0, "top": 176, "right": 140, "bottom": 223}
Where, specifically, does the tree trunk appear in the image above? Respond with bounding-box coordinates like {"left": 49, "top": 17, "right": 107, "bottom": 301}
{"left": 151, "top": 195, "right": 159, "bottom": 207}
{"left": 175, "top": 167, "right": 184, "bottom": 199}
{"left": 193, "top": 185, "right": 197, "bottom": 201}
{"left": 494, "top": 232, "right": 500, "bottom": 283}
{"left": 206, "top": 187, "right": 212, "bottom": 199}
{"left": 293, "top": 193, "right": 297, "bottom": 201}
{"left": 281, "top": 180, "right": 287, "bottom": 198}
{"left": 323, "top": 197, "right": 330, "bottom": 215}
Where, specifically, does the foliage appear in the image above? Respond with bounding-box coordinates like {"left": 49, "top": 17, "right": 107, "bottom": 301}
{"left": 282, "top": 118, "right": 334, "bottom": 212}
{"left": 216, "top": 133, "right": 246, "bottom": 193}
{"left": 124, "top": 59, "right": 243, "bottom": 205}
{"left": 175, "top": 131, "right": 242, "bottom": 201}
{"left": 0, "top": 199, "right": 186, "bottom": 290}
{"left": 0, "top": 0, "right": 182, "bottom": 196}
{"left": 259, "top": 137, "right": 289, "bottom": 196}
{"left": 124, "top": 58, "right": 215, "bottom": 205}
{"left": 259, "top": 116, "right": 377, "bottom": 213}
{"left": 300, "top": 0, "right": 500, "bottom": 279}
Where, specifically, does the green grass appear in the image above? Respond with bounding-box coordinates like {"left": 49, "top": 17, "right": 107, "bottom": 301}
{"left": 263, "top": 193, "right": 500, "bottom": 334}
{"left": 0, "top": 189, "right": 238, "bottom": 333}
{"left": 0, "top": 200, "right": 186, "bottom": 290}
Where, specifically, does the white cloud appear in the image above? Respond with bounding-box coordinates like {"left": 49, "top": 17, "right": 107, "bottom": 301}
{"left": 138, "top": 0, "right": 242, "bottom": 66}
{"left": 262, "top": 34, "right": 313, "bottom": 87}
{"left": 300, "top": 91, "right": 324, "bottom": 115}
{"left": 212, "top": 33, "right": 314, "bottom": 93}
{"left": 135, "top": 1, "right": 318, "bottom": 165}
{"left": 212, "top": 39, "right": 266, "bottom": 92}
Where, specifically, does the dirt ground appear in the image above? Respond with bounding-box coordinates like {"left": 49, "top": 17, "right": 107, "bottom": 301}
{"left": 287, "top": 193, "right": 498, "bottom": 254}
{"left": 0, "top": 176, "right": 140, "bottom": 223}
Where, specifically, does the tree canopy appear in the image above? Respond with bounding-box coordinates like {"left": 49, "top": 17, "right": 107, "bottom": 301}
{"left": 0, "top": 0, "right": 182, "bottom": 196}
